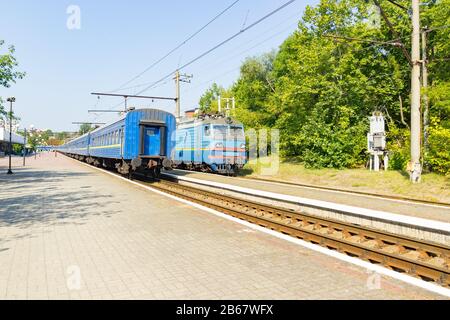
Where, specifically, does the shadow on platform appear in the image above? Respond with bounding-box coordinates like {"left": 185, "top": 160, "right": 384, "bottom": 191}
{"left": 0, "top": 169, "right": 121, "bottom": 240}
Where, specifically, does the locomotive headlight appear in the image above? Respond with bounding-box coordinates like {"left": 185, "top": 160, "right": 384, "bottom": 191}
{"left": 215, "top": 142, "right": 223, "bottom": 149}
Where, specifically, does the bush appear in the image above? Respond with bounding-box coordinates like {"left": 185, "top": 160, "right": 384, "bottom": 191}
{"left": 386, "top": 125, "right": 409, "bottom": 171}
{"left": 427, "top": 123, "right": 450, "bottom": 175}
{"left": 279, "top": 116, "right": 367, "bottom": 169}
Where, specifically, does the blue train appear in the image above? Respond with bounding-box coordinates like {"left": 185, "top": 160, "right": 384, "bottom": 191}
{"left": 172, "top": 114, "right": 246, "bottom": 175}
{"left": 58, "top": 108, "right": 176, "bottom": 177}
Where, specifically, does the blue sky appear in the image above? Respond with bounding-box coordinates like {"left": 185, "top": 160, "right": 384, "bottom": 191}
{"left": 1, "top": 0, "right": 318, "bottom": 132}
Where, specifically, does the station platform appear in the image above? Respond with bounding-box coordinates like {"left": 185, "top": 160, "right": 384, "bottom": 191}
{"left": 0, "top": 153, "right": 446, "bottom": 299}
{"left": 164, "top": 169, "right": 450, "bottom": 224}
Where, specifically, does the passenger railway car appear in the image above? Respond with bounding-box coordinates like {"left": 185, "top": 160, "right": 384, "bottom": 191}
{"left": 59, "top": 108, "right": 176, "bottom": 177}
{"left": 172, "top": 115, "right": 246, "bottom": 175}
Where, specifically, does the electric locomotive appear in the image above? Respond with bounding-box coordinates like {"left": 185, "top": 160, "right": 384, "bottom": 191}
{"left": 172, "top": 113, "right": 246, "bottom": 175}
{"left": 58, "top": 108, "right": 176, "bottom": 177}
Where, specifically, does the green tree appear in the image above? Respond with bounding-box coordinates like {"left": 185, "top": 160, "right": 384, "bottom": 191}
{"left": 232, "top": 51, "right": 277, "bottom": 130}
{"left": 79, "top": 123, "right": 94, "bottom": 135}
{"left": 423, "top": 0, "right": 450, "bottom": 174}
{"left": 0, "top": 40, "right": 25, "bottom": 117}
{"left": 198, "top": 83, "right": 231, "bottom": 113}
{"left": 199, "top": 0, "right": 450, "bottom": 173}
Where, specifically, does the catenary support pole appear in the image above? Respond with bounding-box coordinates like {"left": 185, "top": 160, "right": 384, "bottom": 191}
{"left": 23, "top": 128, "right": 26, "bottom": 166}
{"left": 175, "top": 70, "right": 180, "bottom": 121}
{"left": 421, "top": 28, "right": 429, "bottom": 166}
{"left": 409, "top": 0, "right": 422, "bottom": 183}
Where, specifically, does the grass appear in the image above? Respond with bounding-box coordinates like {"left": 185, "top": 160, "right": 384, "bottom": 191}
{"left": 240, "top": 158, "right": 450, "bottom": 203}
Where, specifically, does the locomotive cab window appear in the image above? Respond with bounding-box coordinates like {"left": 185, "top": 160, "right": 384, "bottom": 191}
{"left": 204, "top": 126, "right": 210, "bottom": 136}
{"left": 213, "top": 125, "right": 227, "bottom": 138}
{"left": 230, "top": 126, "right": 244, "bottom": 138}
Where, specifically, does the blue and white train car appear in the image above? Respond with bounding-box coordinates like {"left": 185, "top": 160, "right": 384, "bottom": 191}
{"left": 59, "top": 108, "right": 176, "bottom": 177}
{"left": 172, "top": 115, "right": 246, "bottom": 175}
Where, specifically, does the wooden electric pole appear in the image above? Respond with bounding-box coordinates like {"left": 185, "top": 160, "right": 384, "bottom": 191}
{"left": 409, "top": 0, "right": 422, "bottom": 183}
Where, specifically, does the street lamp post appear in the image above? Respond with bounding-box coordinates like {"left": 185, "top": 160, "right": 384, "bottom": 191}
{"left": 23, "top": 128, "right": 26, "bottom": 166}
{"left": 6, "top": 97, "right": 15, "bottom": 175}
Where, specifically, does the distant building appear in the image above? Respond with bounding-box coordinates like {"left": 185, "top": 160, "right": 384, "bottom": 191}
{"left": 184, "top": 108, "right": 199, "bottom": 118}
{"left": 0, "top": 126, "right": 26, "bottom": 157}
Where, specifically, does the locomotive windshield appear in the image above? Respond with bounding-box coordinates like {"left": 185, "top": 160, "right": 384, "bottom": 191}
{"left": 230, "top": 126, "right": 244, "bottom": 137}
{"left": 212, "top": 125, "right": 244, "bottom": 138}
{"left": 213, "top": 125, "right": 228, "bottom": 138}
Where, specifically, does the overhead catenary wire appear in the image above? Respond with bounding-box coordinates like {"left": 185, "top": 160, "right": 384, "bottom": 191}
{"left": 96, "top": 0, "right": 298, "bottom": 116}
{"left": 110, "top": 0, "right": 241, "bottom": 93}
{"left": 132, "top": 0, "right": 297, "bottom": 97}
{"left": 115, "top": 10, "right": 303, "bottom": 94}
{"left": 183, "top": 20, "right": 300, "bottom": 98}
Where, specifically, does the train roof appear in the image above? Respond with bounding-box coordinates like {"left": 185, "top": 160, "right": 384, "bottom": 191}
{"left": 65, "top": 108, "right": 175, "bottom": 144}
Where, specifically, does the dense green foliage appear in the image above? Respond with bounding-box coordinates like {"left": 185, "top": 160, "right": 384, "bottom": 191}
{"left": 200, "top": 0, "right": 450, "bottom": 174}
{"left": 0, "top": 40, "right": 25, "bottom": 117}
{"left": 79, "top": 123, "right": 95, "bottom": 135}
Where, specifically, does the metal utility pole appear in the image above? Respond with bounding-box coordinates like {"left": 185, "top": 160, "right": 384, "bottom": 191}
{"left": 90, "top": 92, "right": 177, "bottom": 113}
{"left": 88, "top": 110, "right": 124, "bottom": 113}
{"left": 23, "top": 128, "right": 26, "bottom": 166}
{"left": 174, "top": 70, "right": 192, "bottom": 120}
{"left": 175, "top": 70, "right": 180, "bottom": 119}
{"left": 72, "top": 122, "right": 106, "bottom": 125}
{"left": 421, "top": 28, "right": 429, "bottom": 162}
{"left": 6, "top": 97, "right": 15, "bottom": 175}
{"left": 409, "top": 0, "right": 422, "bottom": 183}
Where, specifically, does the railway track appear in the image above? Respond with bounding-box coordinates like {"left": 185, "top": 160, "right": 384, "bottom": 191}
{"left": 136, "top": 174, "right": 450, "bottom": 288}
{"left": 169, "top": 169, "right": 450, "bottom": 207}
{"left": 240, "top": 176, "right": 450, "bottom": 208}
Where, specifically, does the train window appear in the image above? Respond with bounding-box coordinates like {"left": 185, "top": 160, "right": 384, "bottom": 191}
{"left": 146, "top": 128, "right": 156, "bottom": 136}
{"left": 213, "top": 125, "right": 227, "bottom": 138}
{"left": 204, "top": 126, "right": 210, "bottom": 136}
{"left": 230, "top": 126, "right": 244, "bottom": 137}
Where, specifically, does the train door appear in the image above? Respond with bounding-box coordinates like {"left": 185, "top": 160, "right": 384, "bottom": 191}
{"left": 139, "top": 121, "right": 167, "bottom": 157}
{"left": 119, "top": 126, "right": 124, "bottom": 158}
{"left": 143, "top": 126, "right": 161, "bottom": 156}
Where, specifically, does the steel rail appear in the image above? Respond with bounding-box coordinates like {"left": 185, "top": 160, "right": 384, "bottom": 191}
{"left": 147, "top": 177, "right": 449, "bottom": 288}
{"left": 60, "top": 155, "right": 450, "bottom": 288}
{"left": 237, "top": 176, "right": 450, "bottom": 208}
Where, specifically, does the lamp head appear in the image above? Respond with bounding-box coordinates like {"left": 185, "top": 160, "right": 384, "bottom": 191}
{"left": 7, "top": 97, "right": 16, "bottom": 102}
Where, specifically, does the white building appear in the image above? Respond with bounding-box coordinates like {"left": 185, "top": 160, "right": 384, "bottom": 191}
{"left": 0, "top": 126, "right": 26, "bottom": 156}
